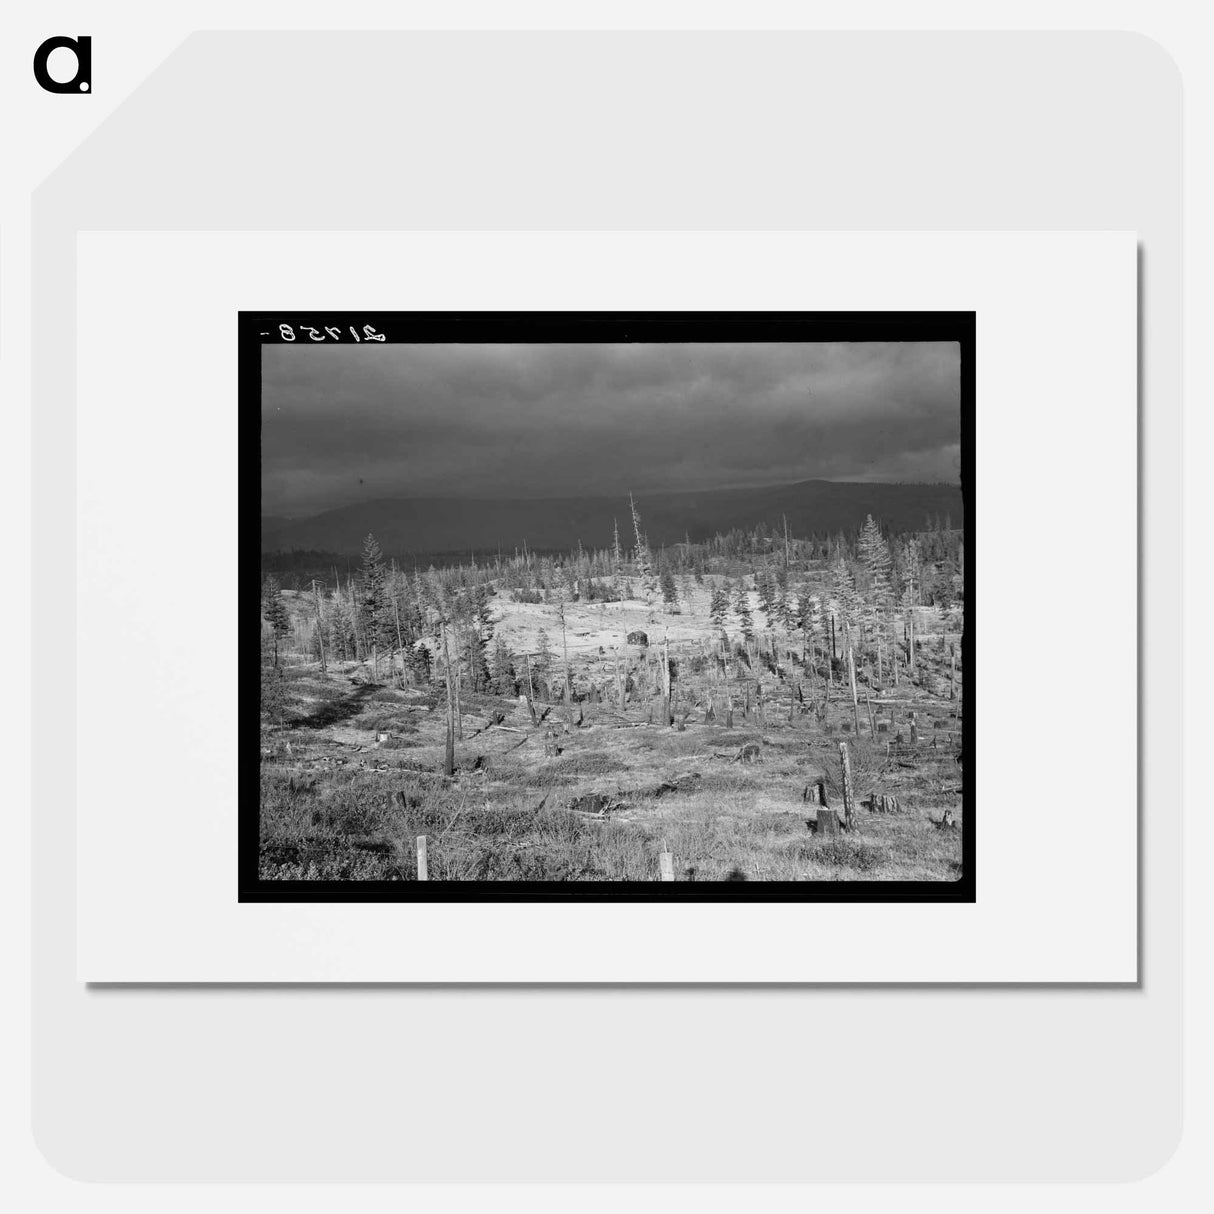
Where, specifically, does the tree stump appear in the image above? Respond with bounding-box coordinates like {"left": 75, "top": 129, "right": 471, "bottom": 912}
{"left": 802, "top": 780, "right": 826, "bottom": 806}
{"left": 816, "top": 808, "right": 841, "bottom": 836}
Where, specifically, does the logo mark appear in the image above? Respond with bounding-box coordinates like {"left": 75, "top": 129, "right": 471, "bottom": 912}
{"left": 33, "top": 35, "right": 91, "bottom": 93}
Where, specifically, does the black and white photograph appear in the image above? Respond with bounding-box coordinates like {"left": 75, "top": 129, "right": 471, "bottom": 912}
{"left": 247, "top": 312, "right": 973, "bottom": 900}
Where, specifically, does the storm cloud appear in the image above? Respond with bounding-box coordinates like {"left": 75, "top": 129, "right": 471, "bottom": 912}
{"left": 261, "top": 341, "right": 960, "bottom": 517}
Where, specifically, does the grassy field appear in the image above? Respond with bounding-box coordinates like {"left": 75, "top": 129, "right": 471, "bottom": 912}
{"left": 259, "top": 588, "right": 964, "bottom": 883}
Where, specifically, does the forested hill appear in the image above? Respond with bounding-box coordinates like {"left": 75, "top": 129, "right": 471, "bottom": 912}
{"left": 262, "top": 479, "right": 963, "bottom": 559}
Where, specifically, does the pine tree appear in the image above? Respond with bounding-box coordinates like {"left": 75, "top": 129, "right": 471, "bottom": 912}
{"left": 629, "top": 493, "right": 656, "bottom": 598}
{"left": 858, "top": 514, "right": 893, "bottom": 616}
{"left": 774, "top": 566, "right": 792, "bottom": 629}
{"left": 660, "top": 567, "right": 679, "bottom": 611}
{"left": 828, "top": 553, "right": 860, "bottom": 639}
{"left": 262, "top": 575, "right": 290, "bottom": 663}
{"left": 534, "top": 629, "right": 554, "bottom": 698}
{"left": 469, "top": 580, "right": 494, "bottom": 691}
{"left": 734, "top": 580, "right": 754, "bottom": 640}
{"left": 610, "top": 518, "right": 624, "bottom": 598}
{"left": 260, "top": 638, "right": 288, "bottom": 724}
{"left": 489, "top": 637, "right": 516, "bottom": 696}
{"left": 757, "top": 566, "right": 776, "bottom": 623}
{"left": 404, "top": 640, "right": 432, "bottom": 684}
{"left": 796, "top": 593, "right": 824, "bottom": 661}
{"left": 359, "top": 533, "right": 393, "bottom": 651}
{"left": 709, "top": 583, "right": 729, "bottom": 626}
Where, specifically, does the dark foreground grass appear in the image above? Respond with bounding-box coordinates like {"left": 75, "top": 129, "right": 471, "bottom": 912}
{"left": 259, "top": 761, "right": 962, "bottom": 883}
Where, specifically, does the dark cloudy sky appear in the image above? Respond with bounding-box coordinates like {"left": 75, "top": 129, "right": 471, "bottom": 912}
{"left": 261, "top": 341, "right": 960, "bottom": 518}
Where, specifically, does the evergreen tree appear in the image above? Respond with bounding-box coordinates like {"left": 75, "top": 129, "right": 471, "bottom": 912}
{"left": 756, "top": 566, "right": 776, "bottom": 623}
{"left": 796, "top": 593, "right": 824, "bottom": 660}
{"left": 629, "top": 493, "right": 657, "bottom": 598}
{"left": 262, "top": 575, "right": 290, "bottom": 663}
{"left": 899, "top": 536, "right": 922, "bottom": 610}
{"left": 358, "top": 533, "right": 393, "bottom": 651}
{"left": 660, "top": 567, "right": 679, "bottom": 611}
{"left": 858, "top": 514, "right": 893, "bottom": 616}
{"left": 709, "top": 583, "right": 729, "bottom": 626}
{"left": 734, "top": 580, "right": 754, "bottom": 640}
{"left": 828, "top": 553, "right": 861, "bottom": 639}
{"left": 469, "top": 580, "right": 494, "bottom": 691}
{"left": 489, "top": 637, "right": 517, "bottom": 696}
{"left": 404, "top": 640, "right": 432, "bottom": 684}
{"left": 534, "top": 629, "right": 554, "bottom": 697}
{"left": 260, "top": 638, "right": 288, "bottom": 724}
{"left": 774, "top": 565, "right": 792, "bottom": 629}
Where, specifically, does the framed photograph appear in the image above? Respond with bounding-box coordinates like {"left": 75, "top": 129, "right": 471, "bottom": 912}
{"left": 75, "top": 229, "right": 1134, "bottom": 982}
{"left": 246, "top": 310, "right": 974, "bottom": 902}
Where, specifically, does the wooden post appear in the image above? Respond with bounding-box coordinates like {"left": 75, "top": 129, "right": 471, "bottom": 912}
{"left": 659, "top": 851, "right": 674, "bottom": 882}
{"left": 838, "top": 741, "right": 856, "bottom": 831}
{"left": 416, "top": 835, "right": 428, "bottom": 881}
{"left": 864, "top": 687, "right": 877, "bottom": 737}
{"left": 910, "top": 711, "right": 918, "bottom": 747}
{"left": 847, "top": 646, "right": 861, "bottom": 736}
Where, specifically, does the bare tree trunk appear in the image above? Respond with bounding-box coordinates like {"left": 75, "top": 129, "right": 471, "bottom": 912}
{"left": 660, "top": 631, "right": 671, "bottom": 727}
{"left": 312, "top": 579, "right": 327, "bottom": 675}
{"left": 452, "top": 620, "right": 463, "bottom": 739}
{"left": 390, "top": 580, "right": 405, "bottom": 679}
{"left": 560, "top": 604, "right": 574, "bottom": 727}
{"left": 847, "top": 645, "right": 861, "bottom": 736}
{"left": 723, "top": 641, "right": 734, "bottom": 728}
{"left": 523, "top": 654, "right": 538, "bottom": 726}
{"left": 440, "top": 621, "right": 456, "bottom": 777}
{"left": 838, "top": 741, "right": 856, "bottom": 831}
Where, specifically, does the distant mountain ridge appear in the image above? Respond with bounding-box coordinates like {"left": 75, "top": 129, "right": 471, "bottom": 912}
{"left": 261, "top": 479, "right": 963, "bottom": 559}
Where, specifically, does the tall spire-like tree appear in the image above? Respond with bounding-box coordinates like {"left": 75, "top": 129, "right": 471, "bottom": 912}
{"left": 734, "top": 579, "right": 754, "bottom": 641}
{"left": 629, "top": 493, "right": 656, "bottom": 599}
{"left": 858, "top": 514, "right": 893, "bottom": 615}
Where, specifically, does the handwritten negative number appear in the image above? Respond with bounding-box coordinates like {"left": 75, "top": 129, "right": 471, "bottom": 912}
{"left": 273, "top": 324, "right": 386, "bottom": 343}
